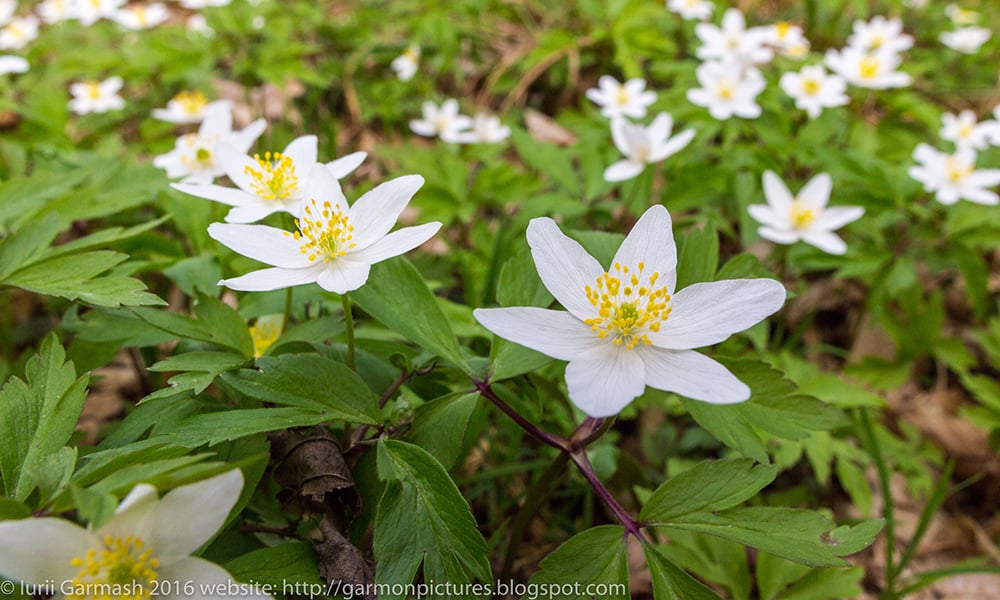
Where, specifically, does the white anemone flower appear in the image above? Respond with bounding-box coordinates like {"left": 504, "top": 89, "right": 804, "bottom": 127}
{"left": 113, "top": 3, "right": 169, "bottom": 30}
{"left": 686, "top": 61, "right": 766, "bottom": 120}
{"left": 945, "top": 4, "right": 978, "bottom": 26}
{"left": 0, "top": 54, "right": 27, "bottom": 74}
{"left": 409, "top": 99, "right": 473, "bottom": 143}
{"left": 474, "top": 205, "right": 786, "bottom": 417}
{"left": 585, "top": 75, "right": 658, "bottom": 120}
{"left": 764, "top": 21, "right": 809, "bottom": 58}
{"left": 153, "top": 104, "right": 266, "bottom": 185}
{"left": 0, "top": 0, "right": 14, "bottom": 25}
{"left": 825, "top": 47, "right": 911, "bottom": 89}
{"left": 667, "top": 0, "right": 712, "bottom": 21}
{"left": 940, "top": 27, "right": 991, "bottom": 54}
{"left": 179, "top": 0, "right": 230, "bottom": 7}
{"left": 38, "top": 0, "right": 76, "bottom": 24}
{"left": 749, "top": 171, "right": 864, "bottom": 255}
{"left": 0, "top": 15, "right": 39, "bottom": 50}
{"left": 69, "top": 77, "right": 126, "bottom": 115}
{"left": 172, "top": 135, "right": 367, "bottom": 223}
{"left": 779, "top": 64, "right": 849, "bottom": 119}
{"left": 604, "top": 114, "right": 695, "bottom": 182}
{"left": 74, "top": 0, "right": 125, "bottom": 26}
{"left": 453, "top": 113, "right": 511, "bottom": 144}
{"left": 940, "top": 110, "right": 995, "bottom": 151}
{"left": 695, "top": 8, "right": 773, "bottom": 66}
{"left": 846, "top": 16, "right": 913, "bottom": 54}
{"left": 391, "top": 45, "right": 419, "bottom": 82}
{"left": 208, "top": 166, "right": 441, "bottom": 294}
{"left": 908, "top": 144, "right": 1000, "bottom": 206}
{"left": 152, "top": 91, "right": 231, "bottom": 125}
{"left": 0, "top": 470, "right": 272, "bottom": 600}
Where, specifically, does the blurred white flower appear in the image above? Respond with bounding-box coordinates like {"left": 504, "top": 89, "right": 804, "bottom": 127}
{"left": 903, "top": 0, "right": 929, "bottom": 7}
{"left": 940, "top": 110, "right": 995, "bottom": 151}
{"left": 409, "top": 99, "right": 473, "bottom": 142}
{"left": 765, "top": 21, "right": 809, "bottom": 58}
{"left": 825, "top": 47, "right": 910, "bottom": 89}
{"left": 37, "top": 0, "right": 76, "bottom": 23}
{"left": 695, "top": 8, "right": 773, "bottom": 66}
{"left": 68, "top": 77, "right": 126, "bottom": 115}
{"left": 172, "top": 134, "right": 366, "bottom": 223}
{"left": 185, "top": 13, "right": 213, "bottom": 35}
{"left": 585, "top": 75, "right": 657, "bottom": 120}
{"left": 74, "top": 0, "right": 124, "bottom": 26}
{"left": 250, "top": 314, "right": 283, "bottom": 357}
{"left": 153, "top": 103, "right": 266, "bottom": 184}
{"left": 779, "top": 64, "right": 849, "bottom": 119}
{"left": 0, "top": 54, "right": 27, "bottom": 74}
{"left": 945, "top": 4, "right": 978, "bottom": 26}
{"left": 939, "top": 27, "right": 991, "bottom": 54}
{"left": 846, "top": 16, "right": 913, "bottom": 54}
{"left": 474, "top": 205, "right": 787, "bottom": 417}
{"left": 0, "top": 0, "right": 14, "bottom": 26}
{"left": 179, "top": 0, "right": 230, "bottom": 8}
{"left": 603, "top": 114, "right": 695, "bottom": 182}
{"left": 250, "top": 15, "right": 264, "bottom": 29}
{"left": 152, "top": 90, "right": 231, "bottom": 124}
{"left": 209, "top": 167, "right": 441, "bottom": 294}
{"left": 686, "top": 61, "right": 766, "bottom": 120}
{"left": 666, "top": 0, "right": 712, "bottom": 21}
{"left": 113, "top": 3, "right": 168, "bottom": 30}
{"left": 749, "top": 171, "right": 863, "bottom": 255}
{"left": 453, "top": 113, "right": 510, "bottom": 144}
{"left": 0, "top": 16, "right": 39, "bottom": 50}
{"left": 909, "top": 144, "right": 1000, "bottom": 205}
{"left": 391, "top": 45, "right": 419, "bottom": 82}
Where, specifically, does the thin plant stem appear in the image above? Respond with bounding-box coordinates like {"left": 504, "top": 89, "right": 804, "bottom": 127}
{"left": 281, "top": 287, "right": 293, "bottom": 333}
{"left": 569, "top": 449, "right": 644, "bottom": 540}
{"left": 472, "top": 378, "right": 566, "bottom": 451}
{"left": 341, "top": 293, "right": 355, "bottom": 371}
{"left": 857, "top": 409, "right": 895, "bottom": 593}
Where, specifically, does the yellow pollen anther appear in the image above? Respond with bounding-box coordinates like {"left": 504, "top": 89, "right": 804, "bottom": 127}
{"left": 286, "top": 198, "right": 356, "bottom": 263}
{"left": 802, "top": 77, "right": 821, "bottom": 95}
{"left": 945, "top": 157, "right": 971, "bottom": 183}
{"left": 583, "top": 262, "right": 671, "bottom": 350}
{"left": 859, "top": 55, "right": 880, "bottom": 79}
{"left": 716, "top": 80, "right": 736, "bottom": 100}
{"left": 776, "top": 22, "right": 791, "bottom": 39}
{"left": 195, "top": 148, "right": 212, "bottom": 162}
{"left": 67, "top": 535, "right": 159, "bottom": 600}
{"left": 86, "top": 82, "right": 101, "bottom": 100}
{"left": 243, "top": 151, "right": 299, "bottom": 201}
{"left": 789, "top": 201, "right": 816, "bottom": 229}
{"left": 616, "top": 85, "right": 630, "bottom": 106}
{"left": 173, "top": 90, "right": 207, "bottom": 115}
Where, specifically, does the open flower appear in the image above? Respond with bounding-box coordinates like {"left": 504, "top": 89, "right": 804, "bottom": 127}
{"left": 846, "top": 16, "right": 913, "bottom": 54}
{"left": 0, "top": 0, "right": 14, "bottom": 25}
{"left": 585, "top": 76, "right": 658, "bottom": 120}
{"left": 940, "top": 27, "right": 991, "bottom": 54}
{"left": 695, "top": 8, "right": 773, "bottom": 66}
{"left": 749, "top": 171, "right": 864, "bottom": 255}
{"left": 0, "top": 15, "right": 39, "bottom": 50}
{"left": 208, "top": 166, "right": 441, "bottom": 293}
{"left": 940, "top": 110, "right": 995, "bottom": 151}
{"left": 153, "top": 103, "right": 266, "bottom": 184}
{"left": 604, "top": 114, "right": 695, "bottom": 182}
{"left": 945, "top": 4, "right": 978, "bottom": 26}
{"left": 667, "top": 0, "right": 713, "bottom": 21}
{"left": 391, "top": 45, "right": 419, "bottom": 82}
{"left": 179, "top": 0, "right": 230, "bottom": 7}
{"left": 779, "top": 64, "right": 849, "bottom": 119}
{"left": 409, "top": 99, "right": 473, "bottom": 142}
{"left": 69, "top": 77, "right": 126, "bottom": 115}
{"left": 0, "top": 470, "right": 271, "bottom": 600}
{"left": 825, "top": 46, "right": 911, "bottom": 89}
{"left": 686, "top": 61, "right": 766, "bottom": 120}
{"left": 908, "top": 144, "right": 1000, "bottom": 205}
{"left": 75, "top": 0, "right": 125, "bottom": 26}
{"left": 765, "top": 21, "right": 809, "bottom": 58}
{"left": 152, "top": 91, "right": 231, "bottom": 125}
{"left": 453, "top": 113, "right": 510, "bottom": 144}
{"left": 38, "top": 0, "right": 76, "bottom": 24}
{"left": 172, "top": 135, "right": 366, "bottom": 223}
{"left": 113, "top": 3, "right": 169, "bottom": 30}
{"left": 474, "top": 205, "right": 786, "bottom": 417}
{"left": 0, "top": 54, "right": 27, "bottom": 74}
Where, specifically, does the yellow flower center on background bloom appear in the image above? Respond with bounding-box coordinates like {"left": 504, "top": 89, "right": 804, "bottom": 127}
{"left": 869, "top": 33, "right": 884, "bottom": 49}
{"left": 789, "top": 201, "right": 816, "bottom": 229}
{"left": 802, "top": 77, "right": 821, "bottom": 95}
{"left": 715, "top": 80, "right": 736, "bottom": 100}
{"left": 583, "top": 262, "right": 671, "bottom": 350}
{"left": 173, "top": 90, "right": 207, "bottom": 116}
{"left": 945, "top": 157, "right": 972, "bottom": 183}
{"left": 244, "top": 152, "right": 299, "bottom": 201}
{"left": 87, "top": 82, "right": 102, "bottom": 100}
{"left": 249, "top": 320, "right": 282, "bottom": 357}
{"left": 68, "top": 535, "right": 159, "bottom": 600}
{"left": 859, "top": 55, "right": 880, "bottom": 79}
{"left": 775, "top": 22, "right": 791, "bottom": 39}
{"left": 958, "top": 123, "right": 973, "bottom": 139}
{"left": 616, "top": 85, "right": 630, "bottom": 106}
{"left": 287, "top": 199, "right": 356, "bottom": 262}
{"left": 403, "top": 47, "right": 419, "bottom": 60}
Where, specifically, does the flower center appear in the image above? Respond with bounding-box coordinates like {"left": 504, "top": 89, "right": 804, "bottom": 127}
{"left": 945, "top": 157, "right": 972, "bottom": 183}
{"left": 726, "top": 35, "right": 740, "bottom": 50}
{"left": 789, "top": 201, "right": 816, "bottom": 229}
{"left": 195, "top": 147, "right": 212, "bottom": 162}
{"left": 583, "top": 262, "right": 671, "bottom": 350}
{"left": 775, "top": 22, "right": 791, "bottom": 39}
{"left": 287, "top": 198, "right": 356, "bottom": 262}
{"left": 250, "top": 320, "right": 282, "bottom": 358}
{"left": 715, "top": 80, "right": 736, "bottom": 100}
{"left": 87, "top": 82, "right": 102, "bottom": 100}
{"left": 869, "top": 33, "right": 884, "bottom": 49}
{"left": 244, "top": 152, "right": 299, "bottom": 201}
{"left": 957, "top": 123, "right": 973, "bottom": 139}
{"left": 174, "top": 90, "right": 207, "bottom": 115}
{"left": 859, "top": 55, "right": 880, "bottom": 79}
{"left": 802, "top": 77, "right": 821, "bottom": 95}
{"left": 403, "top": 47, "right": 419, "bottom": 60}
{"left": 68, "top": 535, "right": 159, "bottom": 600}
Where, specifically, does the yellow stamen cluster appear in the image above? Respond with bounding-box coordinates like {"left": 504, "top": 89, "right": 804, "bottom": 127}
{"left": 250, "top": 320, "right": 282, "bottom": 358}
{"left": 583, "top": 262, "right": 672, "bottom": 350}
{"left": 716, "top": 80, "right": 736, "bottom": 100}
{"left": 173, "top": 90, "right": 207, "bottom": 115}
{"left": 244, "top": 152, "right": 299, "bottom": 201}
{"left": 86, "top": 82, "right": 102, "bottom": 100}
{"left": 858, "top": 55, "right": 880, "bottom": 79}
{"left": 615, "top": 85, "right": 630, "bottom": 106}
{"left": 68, "top": 536, "right": 159, "bottom": 600}
{"left": 789, "top": 201, "right": 816, "bottom": 229}
{"left": 285, "top": 199, "right": 356, "bottom": 262}
{"left": 801, "top": 77, "right": 821, "bottom": 95}
{"left": 945, "top": 157, "right": 972, "bottom": 183}
{"left": 775, "top": 22, "right": 792, "bottom": 40}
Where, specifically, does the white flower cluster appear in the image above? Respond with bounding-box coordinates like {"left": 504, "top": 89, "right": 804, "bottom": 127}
{"left": 940, "top": 4, "right": 990, "bottom": 54}
{"left": 909, "top": 105, "right": 1000, "bottom": 206}
{"left": 409, "top": 98, "right": 510, "bottom": 144}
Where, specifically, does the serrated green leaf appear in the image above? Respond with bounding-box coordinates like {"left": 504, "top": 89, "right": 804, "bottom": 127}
{"left": 144, "top": 351, "right": 248, "bottom": 400}
{"left": 639, "top": 459, "right": 777, "bottom": 522}
{"left": 132, "top": 294, "right": 253, "bottom": 356}
{"left": 170, "top": 408, "right": 336, "bottom": 447}
{"left": 5, "top": 251, "right": 162, "bottom": 307}
{"left": 526, "top": 525, "right": 629, "bottom": 600}
{"left": 644, "top": 542, "right": 723, "bottom": 600}
{"left": 0, "top": 214, "right": 61, "bottom": 279}
{"left": 409, "top": 392, "right": 481, "bottom": 469}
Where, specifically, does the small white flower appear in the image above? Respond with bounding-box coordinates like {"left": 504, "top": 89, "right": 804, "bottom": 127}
{"left": 825, "top": 46, "right": 911, "bottom": 89}
{"left": 779, "top": 64, "right": 849, "bottom": 119}
{"left": 185, "top": 14, "right": 213, "bottom": 35}
{"left": 153, "top": 103, "right": 266, "bottom": 184}
{"left": 172, "top": 134, "right": 366, "bottom": 223}
{"left": 208, "top": 167, "right": 441, "bottom": 294}
{"left": 37, "top": 0, "right": 76, "bottom": 23}
{"left": 945, "top": 4, "right": 978, "bottom": 26}
{"left": 68, "top": 77, "right": 126, "bottom": 115}
{"left": 908, "top": 143, "right": 1000, "bottom": 205}
{"left": 113, "top": 3, "right": 168, "bottom": 30}
{"left": 0, "top": 0, "right": 15, "bottom": 26}
{"left": 765, "top": 21, "right": 809, "bottom": 58}
{"left": 409, "top": 99, "right": 473, "bottom": 142}
{"left": 940, "top": 27, "right": 991, "bottom": 54}
{"left": 846, "top": 16, "right": 913, "bottom": 54}
{"left": 686, "top": 61, "right": 766, "bottom": 120}
{"left": 0, "top": 16, "right": 39, "bottom": 50}
{"left": 666, "top": 0, "right": 713, "bottom": 21}
{"left": 0, "top": 470, "right": 272, "bottom": 600}
{"left": 0, "top": 54, "right": 27, "bottom": 74}
{"left": 391, "top": 45, "right": 419, "bottom": 82}
{"left": 474, "top": 205, "right": 786, "bottom": 417}
{"left": 603, "top": 114, "right": 695, "bottom": 182}
{"left": 179, "top": 0, "right": 230, "bottom": 8}
{"left": 940, "top": 110, "right": 995, "bottom": 151}
{"left": 749, "top": 171, "right": 863, "bottom": 255}
{"left": 585, "top": 75, "right": 658, "bottom": 120}
{"left": 74, "top": 0, "right": 124, "bottom": 26}
{"left": 695, "top": 8, "right": 773, "bottom": 66}
{"left": 152, "top": 90, "right": 231, "bottom": 125}
{"left": 250, "top": 15, "right": 264, "bottom": 29}
{"left": 453, "top": 113, "right": 510, "bottom": 144}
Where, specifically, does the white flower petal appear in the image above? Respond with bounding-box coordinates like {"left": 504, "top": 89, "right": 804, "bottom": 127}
{"left": 762, "top": 171, "right": 793, "bottom": 212}
{"left": 282, "top": 135, "right": 317, "bottom": 169}
{"left": 158, "top": 557, "right": 272, "bottom": 600}
{"left": 797, "top": 172, "right": 832, "bottom": 209}
{"left": 101, "top": 483, "right": 158, "bottom": 542}
{"left": 747, "top": 204, "right": 777, "bottom": 226}
{"left": 639, "top": 347, "right": 750, "bottom": 403}
{"left": 648, "top": 128, "right": 695, "bottom": 162}
{"left": 0, "top": 518, "right": 97, "bottom": 584}
{"left": 758, "top": 226, "right": 801, "bottom": 244}
{"left": 171, "top": 183, "right": 251, "bottom": 207}
{"left": 315, "top": 258, "right": 371, "bottom": 294}
{"left": 611, "top": 205, "right": 678, "bottom": 292}
{"left": 347, "top": 174, "right": 424, "bottom": 250}
{"left": 325, "top": 151, "right": 366, "bottom": 179}
{"left": 652, "top": 278, "right": 786, "bottom": 349}
{"left": 301, "top": 164, "right": 348, "bottom": 214}
{"left": 225, "top": 203, "right": 283, "bottom": 224}
{"left": 348, "top": 222, "right": 441, "bottom": 265}
{"left": 564, "top": 346, "right": 646, "bottom": 417}
{"left": 474, "top": 307, "right": 601, "bottom": 361}
{"left": 801, "top": 230, "right": 848, "bottom": 254}
{"left": 230, "top": 119, "right": 267, "bottom": 154}
{"left": 816, "top": 206, "right": 864, "bottom": 230}
{"left": 525, "top": 218, "right": 604, "bottom": 320}
{"left": 603, "top": 160, "right": 643, "bottom": 182}
{"left": 149, "top": 470, "right": 244, "bottom": 559}
{"left": 217, "top": 143, "right": 259, "bottom": 194}
{"left": 208, "top": 223, "right": 307, "bottom": 268}
{"left": 221, "top": 265, "right": 324, "bottom": 291}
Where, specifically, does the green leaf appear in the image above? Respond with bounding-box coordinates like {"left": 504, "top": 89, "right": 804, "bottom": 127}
{"left": 221, "top": 353, "right": 380, "bottom": 424}
{"left": 170, "top": 408, "right": 337, "bottom": 447}
{"left": 71, "top": 484, "right": 118, "bottom": 530}
{"left": 351, "top": 257, "right": 469, "bottom": 373}
{"left": 644, "top": 542, "right": 724, "bottom": 600}
{"left": 409, "top": 392, "right": 481, "bottom": 469}
{"left": 526, "top": 525, "right": 629, "bottom": 599}
{"left": 145, "top": 351, "right": 249, "bottom": 400}
{"left": 0, "top": 334, "right": 88, "bottom": 501}
{"left": 757, "top": 552, "right": 863, "bottom": 600}
{"left": 0, "top": 214, "right": 61, "bottom": 279}
{"left": 225, "top": 542, "right": 324, "bottom": 587}
{"left": 0, "top": 497, "right": 31, "bottom": 520}
{"left": 132, "top": 294, "right": 253, "bottom": 356}
{"left": 639, "top": 459, "right": 777, "bottom": 522}
{"left": 23, "top": 446, "right": 76, "bottom": 505}
{"left": 676, "top": 223, "right": 719, "bottom": 290}
{"left": 5, "top": 251, "right": 162, "bottom": 307}
{"left": 511, "top": 128, "right": 581, "bottom": 195}
{"left": 374, "top": 440, "right": 491, "bottom": 598}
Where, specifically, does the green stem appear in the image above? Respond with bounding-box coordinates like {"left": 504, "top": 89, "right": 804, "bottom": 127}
{"left": 341, "top": 293, "right": 355, "bottom": 370}
{"left": 857, "top": 409, "right": 895, "bottom": 593}
{"left": 281, "top": 287, "right": 293, "bottom": 333}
